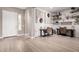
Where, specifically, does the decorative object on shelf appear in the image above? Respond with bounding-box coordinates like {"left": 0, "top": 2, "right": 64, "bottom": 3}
{"left": 53, "top": 20, "right": 60, "bottom": 25}
{"left": 39, "top": 18, "right": 43, "bottom": 23}
{"left": 71, "top": 15, "right": 79, "bottom": 24}
{"left": 66, "top": 16, "right": 69, "bottom": 19}
{"left": 61, "top": 22, "right": 72, "bottom": 25}
{"left": 52, "top": 12, "right": 62, "bottom": 20}
{"left": 47, "top": 13, "right": 50, "bottom": 17}
{"left": 70, "top": 7, "right": 79, "bottom": 13}
{"left": 59, "top": 12, "right": 62, "bottom": 16}
{"left": 71, "top": 7, "right": 75, "bottom": 10}
{"left": 75, "top": 18, "right": 79, "bottom": 24}
{"left": 71, "top": 15, "right": 79, "bottom": 20}
{"left": 56, "top": 21, "right": 59, "bottom": 23}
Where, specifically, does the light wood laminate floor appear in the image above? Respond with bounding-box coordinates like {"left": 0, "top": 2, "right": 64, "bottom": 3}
{"left": 0, "top": 35, "right": 79, "bottom": 52}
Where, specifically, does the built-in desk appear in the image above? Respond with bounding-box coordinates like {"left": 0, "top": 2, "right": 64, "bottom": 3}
{"left": 57, "top": 28, "right": 75, "bottom": 37}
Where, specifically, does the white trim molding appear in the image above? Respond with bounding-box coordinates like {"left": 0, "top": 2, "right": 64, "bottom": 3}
{"left": 16, "top": 34, "right": 25, "bottom": 36}
{"left": 0, "top": 37, "right": 3, "bottom": 39}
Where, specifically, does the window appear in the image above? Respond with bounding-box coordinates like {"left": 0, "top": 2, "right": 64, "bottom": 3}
{"left": 18, "top": 14, "right": 22, "bottom": 31}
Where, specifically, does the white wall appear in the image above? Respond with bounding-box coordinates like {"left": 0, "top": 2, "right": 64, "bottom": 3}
{"left": 25, "top": 8, "right": 35, "bottom": 37}
{"left": 25, "top": 8, "right": 52, "bottom": 37}
{"left": 34, "top": 8, "right": 52, "bottom": 37}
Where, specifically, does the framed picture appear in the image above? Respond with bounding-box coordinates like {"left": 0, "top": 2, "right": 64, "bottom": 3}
{"left": 47, "top": 13, "right": 50, "bottom": 17}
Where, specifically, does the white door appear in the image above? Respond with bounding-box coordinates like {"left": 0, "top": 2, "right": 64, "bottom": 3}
{"left": 2, "top": 10, "right": 18, "bottom": 37}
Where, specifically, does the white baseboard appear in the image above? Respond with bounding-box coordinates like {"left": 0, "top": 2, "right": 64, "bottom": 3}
{"left": 24, "top": 34, "right": 36, "bottom": 39}
{"left": 0, "top": 34, "right": 35, "bottom": 39}
{"left": 16, "top": 34, "right": 25, "bottom": 36}
{"left": 24, "top": 33, "right": 29, "bottom": 36}
{"left": 30, "top": 37, "right": 35, "bottom": 39}
{"left": 24, "top": 34, "right": 30, "bottom": 37}
{"left": 0, "top": 37, "right": 3, "bottom": 39}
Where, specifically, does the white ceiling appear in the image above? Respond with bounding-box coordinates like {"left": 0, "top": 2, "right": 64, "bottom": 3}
{"left": 17, "top": 7, "right": 70, "bottom": 12}
{"left": 38, "top": 7, "right": 70, "bottom": 12}
{"left": 51, "top": 7, "right": 70, "bottom": 12}
{"left": 17, "top": 7, "right": 26, "bottom": 9}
